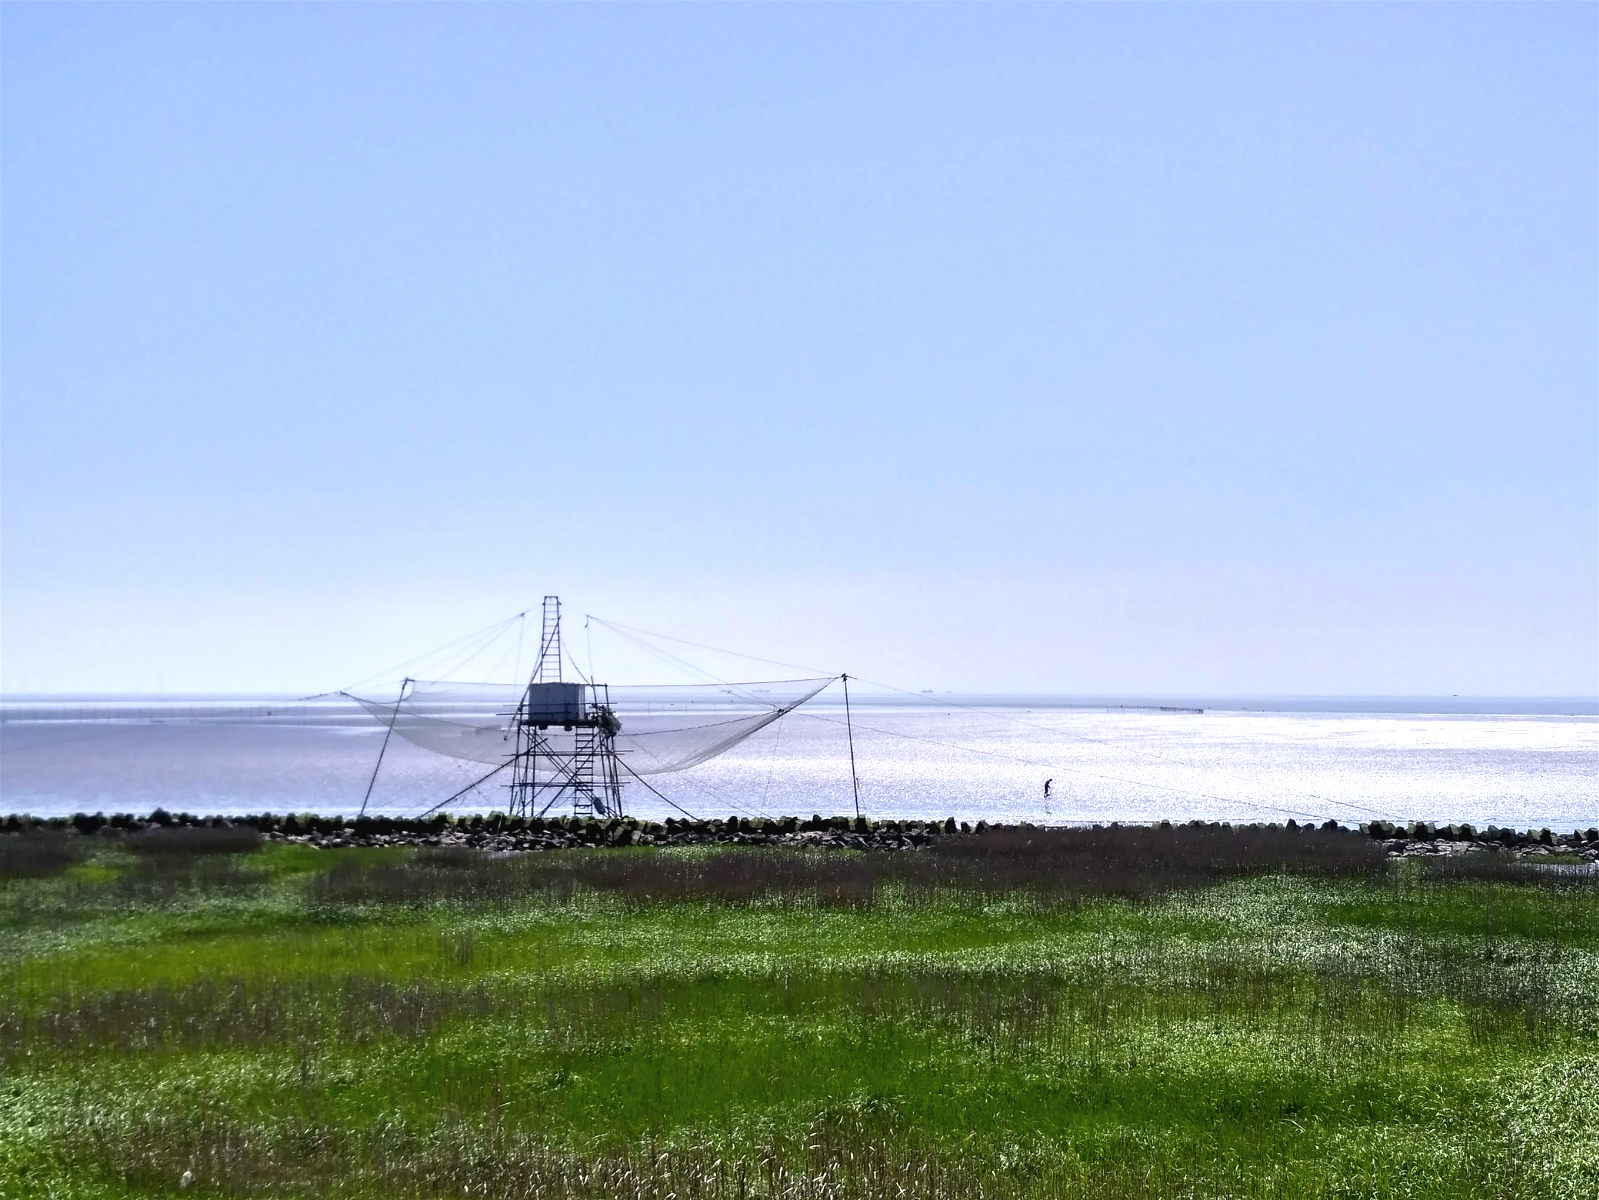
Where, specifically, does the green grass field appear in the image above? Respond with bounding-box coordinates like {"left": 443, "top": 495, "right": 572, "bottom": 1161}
{"left": 2, "top": 833, "right": 1595, "bottom": 1199}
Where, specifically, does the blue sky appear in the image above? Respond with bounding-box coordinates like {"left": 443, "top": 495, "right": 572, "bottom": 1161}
{"left": 2, "top": 3, "right": 1594, "bottom": 695}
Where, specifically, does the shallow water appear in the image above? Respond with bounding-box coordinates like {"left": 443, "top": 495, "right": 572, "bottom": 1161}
{"left": 2, "top": 696, "right": 1595, "bottom": 831}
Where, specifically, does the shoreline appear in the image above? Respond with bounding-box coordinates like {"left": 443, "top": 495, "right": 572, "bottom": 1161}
{"left": 4, "top": 810, "right": 1597, "bottom": 861}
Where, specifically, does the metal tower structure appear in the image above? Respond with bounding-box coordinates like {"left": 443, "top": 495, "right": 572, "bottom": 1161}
{"left": 505, "top": 596, "right": 624, "bottom": 818}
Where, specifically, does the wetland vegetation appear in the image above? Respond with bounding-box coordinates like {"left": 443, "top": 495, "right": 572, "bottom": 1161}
{"left": 1, "top": 823, "right": 1594, "bottom": 1198}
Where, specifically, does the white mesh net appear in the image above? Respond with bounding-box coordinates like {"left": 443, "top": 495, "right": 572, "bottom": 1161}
{"left": 345, "top": 678, "right": 834, "bottom": 777}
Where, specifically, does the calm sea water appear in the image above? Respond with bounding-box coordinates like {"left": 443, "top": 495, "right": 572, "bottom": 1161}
{"left": 2, "top": 696, "right": 1595, "bottom": 831}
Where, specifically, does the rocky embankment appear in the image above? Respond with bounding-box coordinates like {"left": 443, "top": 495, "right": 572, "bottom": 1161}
{"left": 1358, "top": 819, "right": 1599, "bottom": 861}
{"left": 4, "top": 811, "right": 1597, "bottom": 861}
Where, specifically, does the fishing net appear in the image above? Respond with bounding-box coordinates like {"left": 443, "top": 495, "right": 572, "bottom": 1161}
{"left": 345, "top": 678, "right": 834, "bottom": 776}
{"left": 0, "top": 679, "right": 834, "bottom": 815}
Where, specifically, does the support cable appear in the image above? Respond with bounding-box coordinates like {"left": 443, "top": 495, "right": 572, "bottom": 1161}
{"left": 422, "top": 758, "right": 513, "bottom": 817}
{"left": 616, "top": 755, "right": 701, "bottom": 822}
{"left": 390, "top": 755, "right": 503, "bottom": 816}
{"left": 341, "top": 612, "right": 526, "bottom": 694}
{"left": 562, "top": 642, "right": 592, "bottom": 685}
{"left": 586, "top": 615, "right": 834, "bottom": 677}
{"left": 589, "top": 619, "right": 735, "bottom": 686}
{"left": 649, "top": 765, "right": 769, "bottom": 822}
{"left": 760, "top": 713, "right": 786, "bottom": 812}
{"left": 479, "top": 627, "right": 525, "bottom": 683}
{"left": 513, "top": 612, "right": 527, "bottom": 686}
{"left": 588, "top": 618, "right": 829, "bottom": 711}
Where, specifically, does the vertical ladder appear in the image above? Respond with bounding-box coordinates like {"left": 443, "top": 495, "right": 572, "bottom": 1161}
{"left": 533, "top": 596, "right": 562, "bottom": 684}
{"left": 570, "top": 726, "right": 600, "bottom": 817}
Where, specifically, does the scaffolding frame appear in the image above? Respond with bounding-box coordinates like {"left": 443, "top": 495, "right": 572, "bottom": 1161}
{"left": 504, "top": 597, "right": 624, "bottom": 818}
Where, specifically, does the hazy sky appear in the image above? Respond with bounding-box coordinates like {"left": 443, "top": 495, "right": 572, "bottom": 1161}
{"left": 2, "top": 3, "right": 1594, "bottom": 695}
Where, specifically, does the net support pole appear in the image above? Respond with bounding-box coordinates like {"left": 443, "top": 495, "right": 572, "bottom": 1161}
{"left": 842, "top": 673, "right": 861, "bottom": 820}
{"left": 359, "top": 677, "right": 409, "bottom": 817}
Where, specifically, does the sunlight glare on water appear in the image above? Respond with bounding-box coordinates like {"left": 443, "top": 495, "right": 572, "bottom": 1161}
{"left": 696, "top": 703, "right": 1597, "bottom": 831}
{"left": 2, "top": 695, "right": 1594, "bottom": 830}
